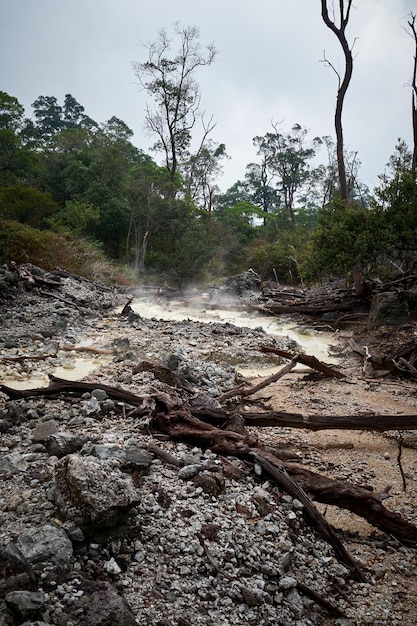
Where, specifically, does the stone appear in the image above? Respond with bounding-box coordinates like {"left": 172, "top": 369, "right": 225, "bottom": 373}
{"left": 44, "top": 431, "right": 86, "bottom": 457}
{"left": 5, "top": 590, "right": 45, "bottom": 621}
{"left": 223, "top": 269, "right": 262, "bottom": 297}
{"left": 0, "top": 543, "right": 37, "bottom": 596}
{"left": 91, "top": 388, "right": 108, "bottom": 401}
{"left": 91, "top": 445, "right": 152, "bottom": 471}
{"left": 0, "top": 451, "right": 28, "bottom": 475}
{"left": 54, "top": 454, "right": 141, "bottom": 531}
{"left": 17, "top": 525, "right": 73, "bottom": 567}
{"left": 178, "top": 464, "right": 201, "bottom": 480}
{"left": 31, "top": 419, "right": 59, "bottom": 443}
{"left": 67, "top": 581, "right": 136, "bottom": 626}
{"left": 367, "top": 292, "right": 410, "bottom": 329}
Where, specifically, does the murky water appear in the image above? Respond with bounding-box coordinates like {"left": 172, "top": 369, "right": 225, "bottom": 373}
{"left": 130, "top": 296, "right": 337, "bottom": 364}
{"left": 1, "top": 295, "right": 337, "bottom": 389}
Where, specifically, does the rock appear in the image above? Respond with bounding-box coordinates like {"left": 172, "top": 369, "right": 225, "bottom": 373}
{"left": 0, "top": 451, "right": 28, "bottom": 475}
{"left": 44, "top": 431, "right": 86, "bottom": 457}
{"left": 194, "top": 473, "right": 225, "bottom": 496}
{"left": 67, "top": 581, "right": 136, "bottom": 626}
{"left": 223, "top": 269, "right": 262, "bottom": 297}
{"left": 54, "top": 454, "right": 141, "bottom": 531}
{"left": 0, "top": 543, "right": 37, "bottom": 595}
{"left": 31, "top": 420, "right": 59, "bottom": 443}
{"left": 367, "top": 292, "right": 410, "bottom": 329}
{"left": 178, "top": 464, "right": 201, "bottom": 480}
{"left": 17, "top": 525, "right": 73, "bottom": 567}
{"left": 91, "top": 445, "right": 152, "bottom": 471}
{"left": 91, "top": 388, "right": 108, "bottom": 401}
{"left": 5, "top": 590, "right": 45, "bottom": 621}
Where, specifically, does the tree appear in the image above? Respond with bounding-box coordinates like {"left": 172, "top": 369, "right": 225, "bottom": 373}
{"left": 321, "top": 0, "right": 354, "bottom": 201}
{"left": 0, "top": 92, "right": 39, "bottom": 185}
{"left": 306, "top": 198, "right": 384, "bottom": 283}
{"left": 63, "top": 94, "right": 97, "bottom": 130}
{"left": 133, "top": 23, "right": 217, "bottom": 184}
{"left": 31, "top": 95, "right": 64, "bottom": 144}
{"left": 182, "top": 139, "right": 228, "bottom": 233}
{"left": 252, "top": 123, "right": 322, "bottom": 224}
{"left": 404, "top": 13, "right": 417, "bottom": 170}
{"left": 374, "top": 141, "right": 417, "bottom": 272}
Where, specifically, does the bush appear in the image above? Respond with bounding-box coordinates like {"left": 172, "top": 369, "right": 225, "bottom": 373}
{"left": 0, "top": 220, "right": 129, "bottom": 284}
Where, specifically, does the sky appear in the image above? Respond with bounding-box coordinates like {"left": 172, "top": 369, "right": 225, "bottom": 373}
{"left": 1, "top": 0, "right": 416, "bottom": 193}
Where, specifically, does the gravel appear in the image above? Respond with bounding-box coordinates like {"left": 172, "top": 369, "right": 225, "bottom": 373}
{"left": 1, "top": 269, "right": 417, "bottom": 625}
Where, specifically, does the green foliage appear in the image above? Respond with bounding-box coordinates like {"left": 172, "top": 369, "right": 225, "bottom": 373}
{"left": 0, "top": 219, "right": 128, "bottom": 284}
{"left": 373, "top": 143, "right": 417, "bottom": 270}
{"left": 0, "top": 219, "right": 55, "bottom": 267}
{"left": 47, "top": 200, "right": 100, "bottom": 236}
{"left": 242, "top": 229, "right": 309, "bottom": 283}
{"left": 0, "top": 185, "right": 59, "bottom": 228}
{"left": 304, "top": 198, "right": 385, "bottom": 281}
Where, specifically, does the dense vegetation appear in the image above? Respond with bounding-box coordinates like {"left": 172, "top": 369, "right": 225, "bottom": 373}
{"left": 1, "top": 22, "right": 416, "bottom": 287}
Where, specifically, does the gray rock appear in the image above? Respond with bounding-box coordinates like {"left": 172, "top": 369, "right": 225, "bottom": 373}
{"left": 178, "top": 464, "right": 201, "bottom": 480}
{"left": 367, "top": 292, "right": 410, "bottom": 329}
{"left": 5, "top": 590, "right": 45, "bottom": 621}
{"left": 223, "top": 269, "right": 262, "bottom": 297}
{"left": 17, "top": 525, "right": 73, "bottom": 567}
{"left": 44, "top": 431, "right": 85, "bottom": 457}
{"left": 31, "top": 419, "right": 59, "bottom": 443}
{"left": 67, "top": 581, "right": 136, "bottom": 626}
{"left": 91, "top": 388, "right": 108, "bottom": 401}
{"left": 0, "top": 451, "right": 28, "bottom": 475}
{"left": 54, "top": 454, "right": 141, "bottom": 530}
{"left": 0, "top": 543, "right": 37, "bottom": 595}
{"left": 80, "top": 396, "right": 101, "bottom": 415}
{"left": 91, "top": 445, "right": 152, "bottom": 470}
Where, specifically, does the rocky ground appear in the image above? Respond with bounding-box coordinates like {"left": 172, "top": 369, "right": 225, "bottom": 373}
{"left": 1, "top": 265, "right": 417, "bottom": 626}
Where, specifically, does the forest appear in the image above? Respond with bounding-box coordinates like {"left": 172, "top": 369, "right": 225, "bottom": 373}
{"left": 1, "top": 6, "right": 417, "bottom": 289}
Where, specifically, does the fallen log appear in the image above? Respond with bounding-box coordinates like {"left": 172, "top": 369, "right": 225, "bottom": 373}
{"left": 351, "top": 340, "right": 417, "bottom": 379}
{"left": 260, "top": 345, "right": 346, "bottom": 379}
{"left": 241, "top": 410, "right": 417, "bottom": 431}
{"left": 256, "top": 299, "right": 368, "bottom": 315}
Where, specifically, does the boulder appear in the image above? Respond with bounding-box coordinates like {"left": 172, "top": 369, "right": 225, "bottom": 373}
{"left": 54, "top": 454, "right": 141, "bottom": 531}
{"left": 17, "top": 525, "right": 73, "bottom": 567}
{"left": 367, "top": 292, "right": 410, "bottom": 329}
{"left": 223, "top": 269, "right": 262, "bottom": 297}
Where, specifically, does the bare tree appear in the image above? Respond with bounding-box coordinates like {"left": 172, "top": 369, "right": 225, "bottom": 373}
{"left": 404, "top": 13, "right": 417, "bottom": 171}
{"left": 320, "top": 0, "right": 354, "bottom": 201}
{"left": 133, "top": 23, "right": 217, "bottom": 185}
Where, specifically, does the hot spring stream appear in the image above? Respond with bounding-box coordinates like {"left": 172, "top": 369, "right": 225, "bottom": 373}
{"left": 1, "top": 295, "right": 337, "bottom": 389}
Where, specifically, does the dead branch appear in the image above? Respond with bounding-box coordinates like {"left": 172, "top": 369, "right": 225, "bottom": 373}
{"left": 216, "top": 357, "right": 298, "bottom": 402}
{"left": 260, "top": 345, "right": 346, "bottom": 378}
{"left": 251, "top": 451, "right": 366, "bottom": 581}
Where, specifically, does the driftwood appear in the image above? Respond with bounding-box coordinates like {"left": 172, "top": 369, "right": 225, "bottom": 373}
{"left": 260, "top": 345, "right": 346, "bottom": 378}
{"left": 257, "top": 299, "right": 367, "bottom": 316}
{"left": 352, "top": 339, "right": 417, "bottom": 380}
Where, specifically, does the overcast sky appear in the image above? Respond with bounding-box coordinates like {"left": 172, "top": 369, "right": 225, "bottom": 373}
{"left": 1, "top": 0, "right": 416, "bottom": 193}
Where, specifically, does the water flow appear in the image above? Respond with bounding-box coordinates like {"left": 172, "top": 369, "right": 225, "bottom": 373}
{"left": 130, "top": 296, "right": 336, "bottom": 364}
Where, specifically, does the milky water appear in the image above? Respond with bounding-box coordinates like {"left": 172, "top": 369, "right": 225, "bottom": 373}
{"left": 129, "top": 296, "right": 337, "bottom": 367}
{"left": 1, "top": 296, "right": 337, "bottom": 389}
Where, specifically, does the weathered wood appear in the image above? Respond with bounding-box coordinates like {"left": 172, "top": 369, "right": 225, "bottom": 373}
{"left": 251, "top": 451, "right": 366, "bottom": 581}
{"left": 280, "top": 460, "right": 417, "bottom": 545}
{"left": 260, "top": 345, "right": 346, "bottom": 378}
{"left": 256, "top": 299, "right": 367, "bottom": 315}
{"left": 242, "top": 410, "right": 417, "bottom": 431}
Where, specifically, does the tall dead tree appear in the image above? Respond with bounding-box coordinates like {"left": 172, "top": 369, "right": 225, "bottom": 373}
{"left": 321, "top": 0, "right": 354, "bottom": 201}
{"left": 405, "top": 13, "right": 417, "bottom": 171}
